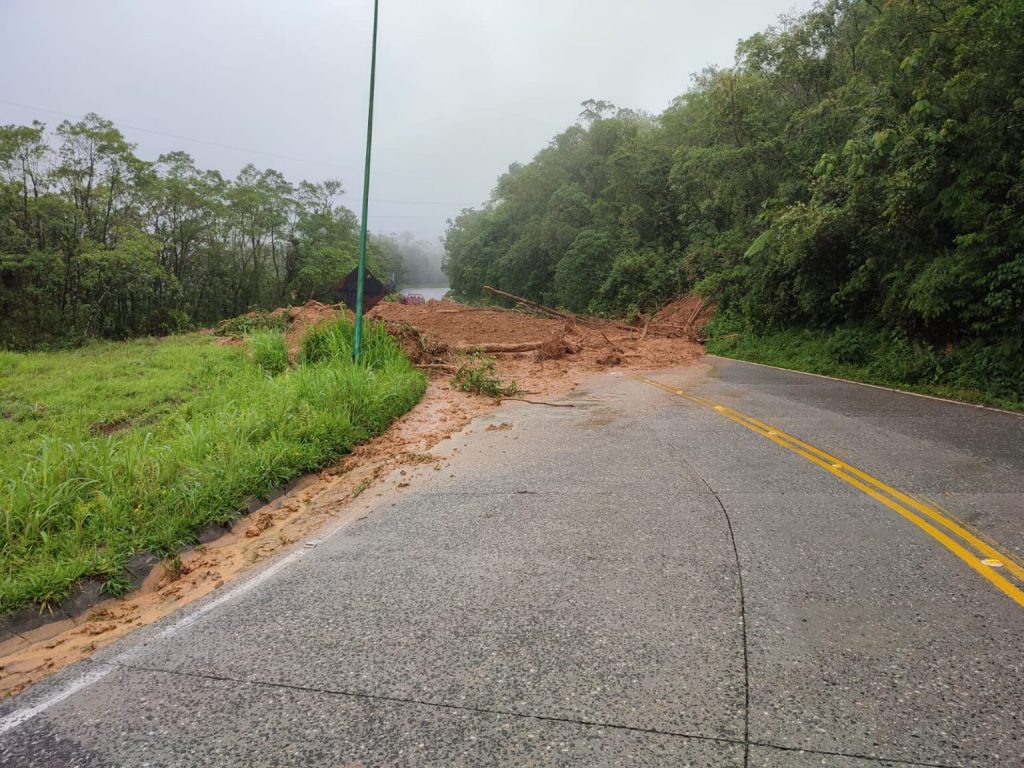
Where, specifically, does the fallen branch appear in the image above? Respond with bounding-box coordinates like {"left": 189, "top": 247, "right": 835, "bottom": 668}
{"left": 498, "top": 397, "right": 576, "bottom": 408}
{"left": 684, "top": 297, "right": 706, "bottom": 330}
{"left": 483, "top": 286, "right": 573, "bottom": 321}
{"left": 456, "top": 342, "right": 542, "bottom": 353}
{"left": 416, "top": 363, "right": 458, "bottom": 372}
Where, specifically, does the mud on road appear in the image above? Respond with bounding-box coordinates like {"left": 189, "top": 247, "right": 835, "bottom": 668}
{"left": 369, "top": 297, "right": 707, "bottom": 397}
{"left": 0, "top": 298, "right": 704, "bottom": 696}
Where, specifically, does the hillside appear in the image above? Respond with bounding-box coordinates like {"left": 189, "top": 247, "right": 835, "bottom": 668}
{"left": 442, "top": 0, "right": 1024, "bottom": 405}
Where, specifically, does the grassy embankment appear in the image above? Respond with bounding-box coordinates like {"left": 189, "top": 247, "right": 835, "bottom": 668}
{"left": 0, "top": 319, "right": 426, "bottom": 613}
{"left": 705, "top": 320, "right": 1024, "bottom": 412}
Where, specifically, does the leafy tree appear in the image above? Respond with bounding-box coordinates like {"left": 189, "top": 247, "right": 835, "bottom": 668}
{"left": 0, "top": 116, "right": 418, "bottom": 348}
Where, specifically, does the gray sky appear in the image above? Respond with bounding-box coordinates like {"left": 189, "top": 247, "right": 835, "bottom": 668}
{"left": 0, "top": 0, "right": 810, "bottom": 244}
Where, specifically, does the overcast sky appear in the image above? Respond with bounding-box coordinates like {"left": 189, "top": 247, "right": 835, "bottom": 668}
{"left": 0, "top": 0, "right": 811, "bottom": 245}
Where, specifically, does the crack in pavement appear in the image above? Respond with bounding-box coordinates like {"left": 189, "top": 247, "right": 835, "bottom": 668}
{"left": 659, "top": 434, "right": 752, "bottom": 765}
{"left": 89, "top": 660, "right": 971, "bottom": 768}
{"left": 652, "top": 434, "right": 982, "bottom": 768}
{"left": 93, "top": 658, "right": 743, "bottom": 748}
{"left": 696, "top": 473, "right": 752, "bottom": 768}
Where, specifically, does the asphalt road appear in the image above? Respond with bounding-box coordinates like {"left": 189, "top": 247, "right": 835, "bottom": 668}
{"left": 2, "top": 357, "right": 1022, "bottom": 767}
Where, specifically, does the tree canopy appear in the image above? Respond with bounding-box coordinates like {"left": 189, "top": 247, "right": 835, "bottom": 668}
{"left": 0, "top": 116, "right": 408, "bottom": 348}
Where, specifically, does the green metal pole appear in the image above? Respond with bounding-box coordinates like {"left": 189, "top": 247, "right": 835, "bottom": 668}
{"left": 353, "top": 0, "right": 380, "bottom": 364}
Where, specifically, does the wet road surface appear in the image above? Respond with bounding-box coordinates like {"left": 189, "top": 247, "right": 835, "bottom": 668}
{"left": 2, "top": 357, "right": 1021, "bottom": 767}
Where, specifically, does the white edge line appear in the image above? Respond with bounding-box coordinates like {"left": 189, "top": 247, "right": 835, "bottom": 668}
{"left": 705, "top": 354, "right": 1024, "bottom": 418}
{"left": 0, "top": 665, "right": 112, "bottom": 735}
{"left": 0, "top": 546, "right": 309, "bottom": 735}
{"left": 141, "top": 548, "right": 305, "bottom": 647}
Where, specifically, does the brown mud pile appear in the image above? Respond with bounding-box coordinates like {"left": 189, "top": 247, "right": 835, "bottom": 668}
{"left": 369, "top": 299, "right": 704, "bottom": 397}
{"left": 0, "top": 297, "right": 702, "bottom": 696}
{"left": 209, "top": 300, "right": 346, "bottom": 359}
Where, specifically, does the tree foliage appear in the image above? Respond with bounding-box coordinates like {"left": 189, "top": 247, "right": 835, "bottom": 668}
{"left": 444, "top": 0, "right": 1024, "bottom": 350}
{"left": 0, "top": 117, "right": 401, "bottom": 348}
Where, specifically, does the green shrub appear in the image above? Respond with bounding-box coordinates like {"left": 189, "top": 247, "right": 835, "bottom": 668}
{"left": 592, "top": 247, "right": 688, "bottom": 318}
{"left": 300, "top": 318, "right": 353, "bottom": 365}
{"left": 300, "top": 317, "right": 403, "bottom": 371}
{"left": 452, "top": 353, "right": 519, "bottom": 397}
{"left": 866, "top": 332, "right": 939, "bottom": 385}
{"left": 215, "top": 311, "right": 287, "bottom": 336}
{"left": 825, "top": 328, "right": 874, "bottom": 365}
{"left": 142, "top": 308, "right": 195, "bottom": 336}
{"left": 937, "top": 339, "right": 1024, "bottom": 401}
{"left": 707, "top": 325, "right": 1023, "bottom": 410}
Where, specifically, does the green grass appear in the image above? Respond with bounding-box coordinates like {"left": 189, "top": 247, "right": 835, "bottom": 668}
{"left": 706, "top": 322, "right": 1024, "bottom": 412}
{"left": 0, "top": 336, "right": 243, "bottom": 470}
{"left": 214, "top": 311, "right": 287, "bottom": 337}
{"left": 0, "top": 319, "right": 426, "bottom": 613}
{"left": 248, "top": 330, "right": 289, "bottom": 375}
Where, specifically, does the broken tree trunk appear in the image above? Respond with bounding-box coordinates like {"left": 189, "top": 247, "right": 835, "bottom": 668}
{"left": 683, "top": 298, "right": 706, "bottom": 335}
{"left": 455, "top": 341, "right": 543, "bottom": 353}
{"left": 639, "top": 313, "right": 653, "bottom": 342}
{"left": 482, "top": 286, "right": 573, "bottom": 321}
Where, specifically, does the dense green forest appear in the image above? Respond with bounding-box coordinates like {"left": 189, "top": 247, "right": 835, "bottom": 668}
{"left": 0, "top": 115, "right": 440, "bottom": 349}
{"left": 444, "top": 0, "right": 1023, "bottom": 402}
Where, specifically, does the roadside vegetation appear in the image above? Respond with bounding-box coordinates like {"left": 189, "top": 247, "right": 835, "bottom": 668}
{"left": 443, "top": 0, "right": 1023, "bottom": 406}
{"left": 706, "top": 323, "right": 1024, "bottom": 411}
{"left": 0, "top": 319, "right": 425, "bottom": 613}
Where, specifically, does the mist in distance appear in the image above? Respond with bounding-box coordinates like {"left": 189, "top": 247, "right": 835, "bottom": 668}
{"left": 0, "top": 0, "right": 811, "bottom": 248}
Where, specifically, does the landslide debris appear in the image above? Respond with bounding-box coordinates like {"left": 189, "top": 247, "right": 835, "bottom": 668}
{"left": 369, "top": 297, "right": 704, "bottom": 397}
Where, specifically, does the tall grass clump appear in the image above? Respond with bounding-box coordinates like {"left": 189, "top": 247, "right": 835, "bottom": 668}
{"left": 249, "top": 330, "right": 289, "bottom": 374}
{"left": 0, "top": 322, "right": 426, "bottom": 613}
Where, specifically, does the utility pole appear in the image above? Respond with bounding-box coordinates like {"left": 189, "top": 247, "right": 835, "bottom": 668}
{"left": 353, "top": 0, "right": 380, "bottom": 364}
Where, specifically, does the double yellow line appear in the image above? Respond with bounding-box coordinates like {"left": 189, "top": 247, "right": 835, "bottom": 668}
{"left": 633, "top": 374, "right": 1024, "bottom": 608}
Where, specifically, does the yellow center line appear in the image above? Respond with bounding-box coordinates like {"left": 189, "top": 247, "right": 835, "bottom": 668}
{"left": 633, "top": 374, "right": 1024, "bottom": 608}
{"left": 650, "top": 379, "right": 1024, "bottom": 582}
{"left": 732, "top": 411, "right": 1024, "bottom": 583}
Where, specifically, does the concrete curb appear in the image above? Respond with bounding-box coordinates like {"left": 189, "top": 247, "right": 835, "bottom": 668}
{"left": 0, "top": 474, "right": 322, "bottom": 640}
